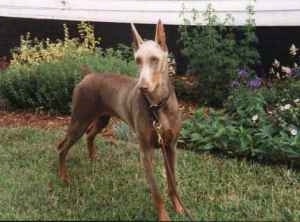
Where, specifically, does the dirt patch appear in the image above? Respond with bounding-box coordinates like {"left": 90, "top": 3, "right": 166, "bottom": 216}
{"left": 0, "top": 102, "right": 196, "bottom": 144}
{"left": 0, "top": 111, "right": 70, "bottom": 129}
{"left": 0, "top": 102, "right": 196, "bottom": 129}
{"left": 0, "top": 102, "right": 197, "bottom": 147}
{"left": 0, "top": 110, "right": 117, "bottom": 140}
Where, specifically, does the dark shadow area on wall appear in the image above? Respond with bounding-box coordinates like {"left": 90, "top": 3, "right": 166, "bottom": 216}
{"left": 1, "top": 17, "right": 300, "bottom": 74}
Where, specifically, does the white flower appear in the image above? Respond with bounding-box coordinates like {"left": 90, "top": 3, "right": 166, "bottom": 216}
{"left": 290, "top": 128, "right": 298, "bottom": 136}
{"left": 281, "top": 66, "right": 292, "bottom": 75}
{"left": 284, "top": 104, "right": 291, "bottom": 110}
{"left": 276, "top": 72, "right": 280, "bottom": 79}
{"left": 289, "top": 44, "right": 298, "bottom": 56}
{"left": 280, "top": 104, "right": 292, "bottom": 111}
{"left": 294, "top": 99, "right": 300, "bottom": 104}
{"left": 273, "top": 59, "right": 280, "bottom": 68}
{"left": 252, "top": 114, "right": 259, "bottom": 122}
{"left": 294, "top": 62, "right": 298, "bottom": 68}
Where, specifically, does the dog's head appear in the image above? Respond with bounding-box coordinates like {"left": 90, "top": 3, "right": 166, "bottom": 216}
{"left": 131, "top": 20, "right": 169, "bottom": 104}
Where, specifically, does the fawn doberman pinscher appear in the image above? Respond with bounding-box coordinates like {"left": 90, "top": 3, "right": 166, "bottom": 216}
{"left": 57, "top": 20, "right": 191, "bottom": 221}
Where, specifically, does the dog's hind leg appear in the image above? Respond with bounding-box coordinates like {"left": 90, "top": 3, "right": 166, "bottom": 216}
{"left": 57, "top": 117, "right": 92, "bottom": 183}
{"left": 86, "top": 115, "right": 110, "bottom": 161}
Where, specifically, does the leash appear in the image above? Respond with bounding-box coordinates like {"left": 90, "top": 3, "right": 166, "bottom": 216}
{"left": 146, "top": 98, "right": 195, "bottom": 222}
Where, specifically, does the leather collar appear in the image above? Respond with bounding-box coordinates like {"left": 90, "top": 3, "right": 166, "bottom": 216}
{"left": 142, "top": 91, "right": 170, "bottom": 123}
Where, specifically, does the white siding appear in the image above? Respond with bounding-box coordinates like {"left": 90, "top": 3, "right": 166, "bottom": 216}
{"left": 0, "top": 0, "right": 300, "bottom": 26}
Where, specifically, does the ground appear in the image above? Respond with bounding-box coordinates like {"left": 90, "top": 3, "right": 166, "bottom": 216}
{"left": 0, "top": 100, "right": 196, "bottom": 136}
{"left": 0, "top": 106, "right": 299, "bottom": 221}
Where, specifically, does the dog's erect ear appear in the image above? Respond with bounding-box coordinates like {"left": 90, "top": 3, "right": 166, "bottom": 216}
{"left": 155, "top": 19, "right": 168, "bottom": 52}
{"left": 131, "top": 23, "right": 143, "bottom": 51}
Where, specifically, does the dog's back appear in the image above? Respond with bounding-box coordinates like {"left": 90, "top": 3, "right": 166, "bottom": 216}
{"left": 73, "top": 72, "right": 138, "bottom": 126}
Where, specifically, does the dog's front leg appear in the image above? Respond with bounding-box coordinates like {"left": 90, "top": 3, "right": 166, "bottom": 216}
{"left": 140, "top": 140, "right": 170, "bottom": 221}
{"left": 165, "top": 138, "right": 184, "bottom": 214}
{"left": 159, "top": 113, "right": 184, "bottom": 214}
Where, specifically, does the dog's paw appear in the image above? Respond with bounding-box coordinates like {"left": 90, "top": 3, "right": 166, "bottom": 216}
{"left": 89, "top": 153, "right": 99, "bottom": 161}
{"left": 172, "top": 196, "right": 184, "bottom": 214}
{"left": 59, "top": 170, "right": 70, "bottom": 185}
{"left": 158, "top": 210, "right": 171, "bottom": 222}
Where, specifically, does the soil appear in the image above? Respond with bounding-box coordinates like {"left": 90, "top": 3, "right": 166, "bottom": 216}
{"left": 0, "top": 101, "right": 197, "bottom": 141}
{"left": 0, "top": 110, "right": 70, "bottom": 129}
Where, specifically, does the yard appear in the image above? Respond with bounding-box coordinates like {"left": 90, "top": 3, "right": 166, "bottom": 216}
{"left": 0, "top": 124, "right": 299, "bottom": 221}
{"left": 0, "top": 3, "right": 300, "bottom": 220}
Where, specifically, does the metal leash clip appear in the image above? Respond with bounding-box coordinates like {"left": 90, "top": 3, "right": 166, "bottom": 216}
{"left": 153, "top": 120, "right": 163, "bottom": 144}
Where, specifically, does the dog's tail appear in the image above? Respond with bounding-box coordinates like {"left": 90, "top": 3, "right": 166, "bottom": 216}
{"left": 80, "top": 65, "right": 93, "bottom": 77}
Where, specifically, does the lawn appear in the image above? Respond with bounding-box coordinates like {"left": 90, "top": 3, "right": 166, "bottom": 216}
{"left": 0, "top": 126, "right": 299, "bottom": 221}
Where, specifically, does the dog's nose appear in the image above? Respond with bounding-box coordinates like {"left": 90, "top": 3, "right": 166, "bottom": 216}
{"left": 139, "top": 85, "right": 149, "bottom": 93}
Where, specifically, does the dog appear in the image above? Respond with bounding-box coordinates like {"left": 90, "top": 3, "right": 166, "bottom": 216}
{"left": 57, "top": 20, "right": 185, "bottom": 221}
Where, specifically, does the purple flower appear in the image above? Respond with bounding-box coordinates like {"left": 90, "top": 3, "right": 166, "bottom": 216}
{"left": 247, "top": 76, "right": 262, "bottom": 89}
{"left": 238, "top": 69, "right": 249, "bottom": 78}
{"left": 291, "top": 67, "right": 300, "bottom": 78}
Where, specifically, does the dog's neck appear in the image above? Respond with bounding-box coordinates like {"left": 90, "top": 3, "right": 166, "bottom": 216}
{"left": 141, "top": 78, "right": 171, "bottom": 109}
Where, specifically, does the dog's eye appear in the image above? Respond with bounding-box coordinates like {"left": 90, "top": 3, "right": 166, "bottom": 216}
{"left": 136, "top": 57, "right": 142, "bottom": 65}
{"left": 150, "top": 56, "right": 159, "bottom": 64}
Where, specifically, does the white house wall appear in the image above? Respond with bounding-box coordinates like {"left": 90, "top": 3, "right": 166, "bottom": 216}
{"left": 0, "top": 0, "right": 299, "bottom": 26}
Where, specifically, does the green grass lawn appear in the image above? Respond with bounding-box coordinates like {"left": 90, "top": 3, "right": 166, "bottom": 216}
{"left": 0, "top": 127, "right": 299, "bottom": 221}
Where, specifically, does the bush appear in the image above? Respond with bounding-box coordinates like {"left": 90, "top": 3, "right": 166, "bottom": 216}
{"left": 10, "top": 22, "right": 100, "bottom": 66}
{"left": 0, "top": 52, "right": 137, "bottom": 114}
{"left": 179, "top": 2, "right": 260, "bottom": 107}
{"left": 173, "top": 76, "right": 199, "bottom": 102}
{"left": 181, "top": 80, "right": 300, "bottom": 164}
{"left": 0, "top": 22, "right": 137, "bottom": 114}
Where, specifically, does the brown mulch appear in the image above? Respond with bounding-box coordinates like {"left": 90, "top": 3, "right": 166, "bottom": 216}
{"left": 0, "top": 110, "right": 119, "bottom": 144}
{"left": 0, "top": 101, "right": 196, "bottom": 129}
{"left": 179, "top": 100, "right": 198, "bottom": 119}
{"left": 0, "top": 102, "right": 195, "bottom": 145}
{"left": 0, "top": 111, "right": 70, "bottom": 129}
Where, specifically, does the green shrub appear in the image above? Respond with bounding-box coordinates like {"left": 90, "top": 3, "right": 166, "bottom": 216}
{"left": 0, "top": 22, "right": 137, "bottom": 114}
{"left": 114, "top": 43, "right": 134, "bottom": 62}
{"left": 173, "top": 75, "right": 199, "bottom": 102}
{"left": 181, "top": 108, "right": 300, "bottom": 164}
{"left": 0, "top": 52, "right": 137, "bottom": 114}
{"left": 181, "top": 80, "right": 300, "bottom": 164}
{"left": 94, "top": 48, "right": 137, "bottom": 75}
{"left": 179, "top": 2, "right": 260, "bottom": 107}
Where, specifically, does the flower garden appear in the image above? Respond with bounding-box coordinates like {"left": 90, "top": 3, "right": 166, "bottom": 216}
{"left": 0, "top": 3, "right": 299, "bottom": 221}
